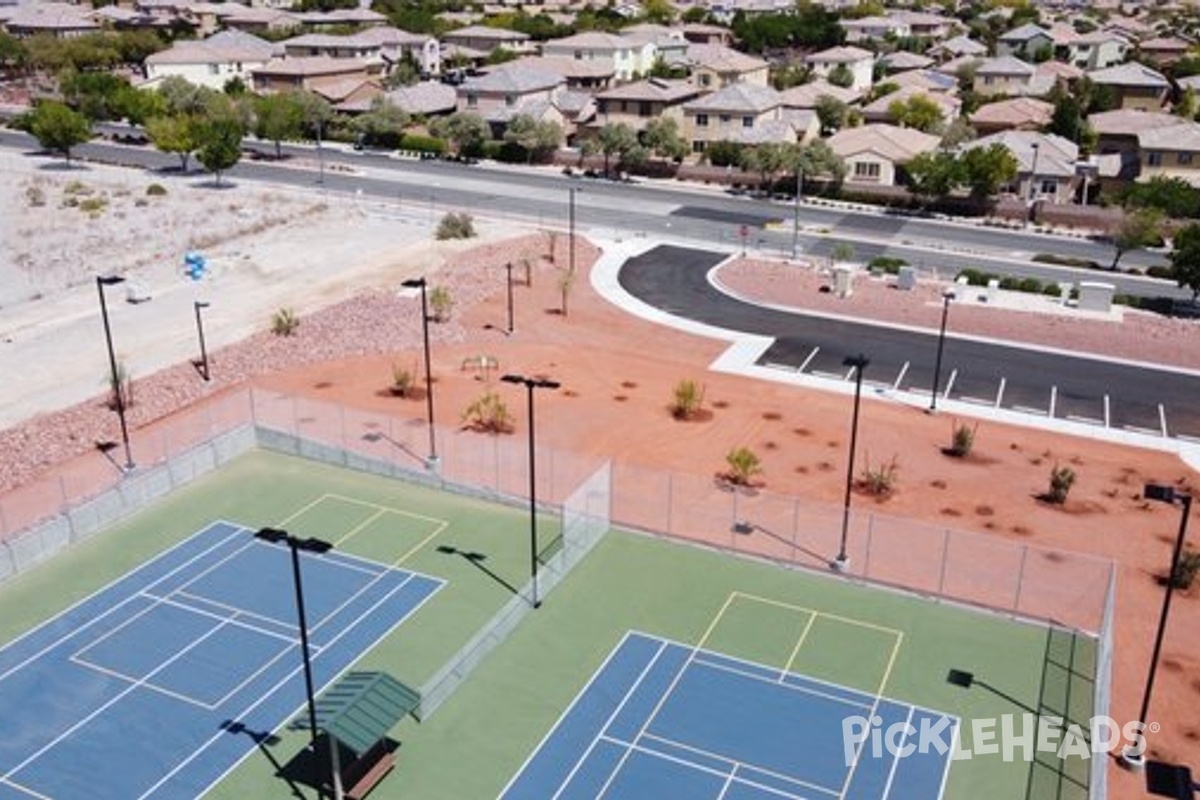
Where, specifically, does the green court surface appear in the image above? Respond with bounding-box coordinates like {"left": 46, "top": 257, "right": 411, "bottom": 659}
{"left": 0, "top": 450, "right": 1099, "bottom": 800}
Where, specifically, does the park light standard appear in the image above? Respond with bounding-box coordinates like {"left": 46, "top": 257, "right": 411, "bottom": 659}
{"left": 500, "top": 373, "right": 560, "bottom": 609}
{"left": 568, "top": 187, "right": 578, "bottom": 279}
{"left": 194, "top": 300, "right": 211, "bottom": 381}
{"left": 97, "top": 275, "right": 134, "bottom": 472}
{"left": 836, "top": 354, "right": 869, "bottom": 572}
{"left": 401, "top": 277, "right": 438, "bottom": 469}
{"left": 254, "top": 529, "right": 334, "bottom": 782}
{"left": 1121, "top": 483, "right": 1192, "bottom": 769}
{"left": 505, "top": 261, "right": 514, "bottom": 334}
{"left": 929, "top": 289, "right": 955, "bottom": 413}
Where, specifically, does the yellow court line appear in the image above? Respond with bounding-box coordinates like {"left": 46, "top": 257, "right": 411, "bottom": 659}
{"left": 782, "top": 611, "right": 818, "bottom": 676}
{"left": 276, "top": 493, "right": 335, "bottom": 527}
{"left": 325, "top": 492, "right": 450, "bottom": 526}
{"left": 731, "top": 591, "right": 904, "bottom": 638}
{"left": 334, "top": 508, "right": 388, "bottom": 548}
{"left": 695, "top": 592, "right": 740, "bottom": 651}
{"left": 392, "top": 520, "right": 449, "bottom": 567}
{"left": 874, "top": 630, "right": 905, "bottom": 699}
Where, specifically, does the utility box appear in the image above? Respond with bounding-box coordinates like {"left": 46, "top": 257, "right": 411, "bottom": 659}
{"left": 1078, "top": 281, "right": 1115, "bottom": 312}
{"left": 986, "top": 278, "right": 999, "bottom": 303}
{"left": 896, "top": 266, "right": 917, "bottom": 290}
{"left": 833, "top": 267, "right": 855, "bottom": 298}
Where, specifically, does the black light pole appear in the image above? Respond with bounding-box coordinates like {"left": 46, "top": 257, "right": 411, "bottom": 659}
{"left": 194, "top": 300, "right": 211, "bottom": 381}
{"left": 836, "top": 354, "right": 869, "bottom": 571}
{"left": 568, "top": 187, "right": 577, "bottom": 278}
{"left": 504, "top": 261, "right": 514, "bottom": 334}
{"left": 97, "top": 275, "right": 134, "bottom": 472}
{"left": 501, "top": 373, "right": 560, "bottom": 609}
{"left": 1122, "top": 484, "right": 1192, "bottom": 769}
{"left": 402, "top": 277, "right": 438, "bottom": 468}
{"left": 256, "top": 528, "right": 334, "bottom": 786}
{"left": 929, "top": 289, "right": 954, "bottom": 413}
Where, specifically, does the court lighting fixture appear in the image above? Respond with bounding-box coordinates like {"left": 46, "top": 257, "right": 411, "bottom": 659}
{"left": 504, "top": 261, "right": 515, "bottom": 335}
{"left": 194, "top": 300, "right": 211, "bottom": 381}
{"left": 254, "top": 527, "right": 334, "bottom": 781}
{"left": 401, "top": 277, "right": 438, "bottom": 469}
{"left": 501, "top": 373, "right": 560, "bottom": 609}
{"left": 1122, "top": 484, "right": 1192, "bottom": 770}
{"left": 929, "top": 289, "right": 954, "bottom": 413}
{"left": 836, "top": 354, "right": 869, "bottom": 572}
{"left": 96, "top": 275, "right": 134, "bottom": 472}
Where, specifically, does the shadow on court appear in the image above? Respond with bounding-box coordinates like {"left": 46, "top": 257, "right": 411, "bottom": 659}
{"left": 437, "top": 545, "right": 523, "bottom": 598}
{"left": 221, "top": 719, "right": 311, "bottom": 800}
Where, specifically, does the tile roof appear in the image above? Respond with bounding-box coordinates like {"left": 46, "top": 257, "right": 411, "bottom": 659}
{"left": 1138, "top": 121, "right": 1200, "bottom": 151}
{"left": 462, "top": 63, "right": 563, "bottom": 93}
{"left": 777, "top": 80, "right": 861, "bottom": 108}
{"left": 595, "top": 77, "right": 700, "bottom": 103}
{"left": 1088, "top": 108, "right": 1182, "bottom": 135}
{"left": 968, "top": 96, "right": 1054, "bottom": 126}
{"left": 380, "top": 81, "right": 457, "bottom": 115}
{"left": 1087, "top": 61, "right": 1170, "bottom": 88}
{"left": 805, "top": 45, "right": 874, "bottom": 64}
{"left": 686, "top": 42, "right": 768, "bottom": 73}
{"left": 975, "top": 55, "right": 1036, "bottom": 76}
{"left": 684, "top": 82, "right": 782, "bottom": 113}
{"left": 965, "top": 130, "right": 1079, "bottom": 177}
{"left": 827, "top": 123, "right": 941, "bottom": 161}
{"left": 146, "top": 29, "right": 279, "bottom": 65}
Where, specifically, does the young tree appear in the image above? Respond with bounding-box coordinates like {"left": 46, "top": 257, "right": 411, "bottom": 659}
{"left": 1110, "top": 208, "right": 1162, "bottom": 270}
{"left": 29, "top": 100, "right": 91, "bottom": 163}
{"left": 827, "top": 63, "right": 855, "bottom": 88}
{"left": 253, "top": 91, "right": 305, "bottom": 159}
{"left": 503, "top": 114, "right": 541, "bottom": 164}
{"left": 641, "top": 116, "right": 688, "bottom": 162}
{"left": 1169, "top": 222, "right": 1200, "bottom": 300}
{"left": 790, "top": 138, "right": 845, "bottom": 196}
{"left": 814, "top": 95, "right": 849, "bottom": 135}
{"left": 145, "top": 114, "right": 200, "bottom": 172}
{"left": 741, "top": 142, "right": 789, "bottom": 192}
{"left": 888, "top": 94, "right": 944, "bottom": 132}
{"left": 430, "top": 111, "right": 489, "bottom": 156}
{"left": 587, "top": 122, "right": 640, "bottom": 176}
{"left": 905, "top": 150, "right": 962, "bottom": 206}
{"left": 959, "top": 142, "right": 1018, "bottom": 201}
{"left": 195, "top": 117, "right": 243, "bottom": 187}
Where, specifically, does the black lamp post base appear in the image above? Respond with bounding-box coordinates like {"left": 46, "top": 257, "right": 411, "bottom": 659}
{"left": 831, "top": 554, "right": 851, "bottom": 572}
{"left": 424, "top": 454, "right": 441, "bottom": 473}
{"left": 1120, "top": 745, "right": 1146, "bottom": 771}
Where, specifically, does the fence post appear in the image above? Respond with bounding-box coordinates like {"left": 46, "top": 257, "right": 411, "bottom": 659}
{"left": 60, "top": 475, "right": 76, "bottom": 542}
{"left": 862, "top": 513, "right": 874, "bottom": 578}
{"left": 666, "top": 473, "right": 674, "bottom": 536}
{"left": 937, "top": 528, "right": 952, "bottom": 595}
{"left": 791, "top": 497, "right": 800, "bottom": 564}
{"left": 1013, "top": 544, "right": 1029, "bottom": 614}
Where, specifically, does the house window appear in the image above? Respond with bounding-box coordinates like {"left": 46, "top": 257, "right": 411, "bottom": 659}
{"left": 574, "top": 50, "right": 582, "bottom": 59}
{"left": 699, "top": 74, "right": 711, "bottom": 87}
{"left": 853, "top": 161, "right": 881, "bottom": 181}
{"left": 209, "top": 64, "right": 219, "bottom": 75}
{"left": 1147, "top": 151, "right": 1162, "bottom": 166}
{"left": 692, "top": 140, "right": 705, "bottom": 153}
{"left": 639, "top": 101, "right": 651, "bottom": 116}
{"left": 505, "top": 94, "right": 516, "bottom": 106}
{"left": 983, "top": 76, "right": 994, "bottom": 86}
{"left": 720, "top": 114, "right": 730, "bottom": 124}
{"left": 696, "top": 114, "right": 708, "bottom": 127}
{"left": 742, "top": 116, "right": 753, "bottom": 128}
{"left": 1039, "top": 178, "right": 1056, "bottom": 195}
{"left": 1180, "top": 153, "right": 1194, "bottom": 166}
{"left": 467, "top": 93, "right": 477, "bottom": 108}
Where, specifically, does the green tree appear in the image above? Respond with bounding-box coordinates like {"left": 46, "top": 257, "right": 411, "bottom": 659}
{"left": 888, "top": 94, "right": 944, "bottom": 132}
{"left": 940, "top": 117, "right": 976, "bottom": 148}
{"left": 195, "top": 117, "right": 243, "bottom": 186}
{"left": 253, "top": 91, "right": 305, "bottom": 159}
{"left": 905, "top": 150, "right": 962, "bottom": 205}
{"left": 1168, "top": 223, "right": 1200, "bottom": 300}
{"left": 815, "top": 95, "right": 849, "bottom": 135}
{"left": 1110, "top": 208, "right": 1162, "bottom": 270}
{"left": 641, "top": 0, "right": 674, "bottom": 23}
{"left": 641, "top": 116, "right": 688, "bottom": 162}
{"left": 959, "top": 142, "right": 1018, "bottom": 200}
{"left": 157, "top": 75, "right": 215, "bottom": 116}
{"left": 827, "top": 63, "right": 855, "bottom": 88}
{"left": 504, "top": 114, "right": 561, "bottom": 163}
{"left": 586, "top": 121, "right": 641, "bottom": 176}
{"left": 29, "top": 100, "right": 91, "bottom": 163}
{"left": 430, "top": 111, "right": 490, "bottom": 156}
{"left": 145, "top": 114, "right": 200, "bottom": 172}
{"left": 1118, "top": 176, "right": 1200, "bottom": 219}
{"left": 741, "top": 142, "right": 790, "bottom": 191}
{"left": 0, "top": 31, "right": 26, "bottom": 70}
{"left": 352, "top": 97, "right": 409, "bottom": 148}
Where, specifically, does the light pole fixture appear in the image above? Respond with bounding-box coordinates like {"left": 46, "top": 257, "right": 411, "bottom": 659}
{"left": 500, "top": 373, "right": 560, "bottom": 609}
{"left": 255, "top": 528, "right": 334, "bottom": 784}
{"left": 401, "top": 277, "right": 438, "bottom": 468}
{"left": 504, "top": 261, "right": 514, "bottom": 334}
{"left": 836, "top": 354, "right": 869, "bottom": 572}
{"left": 929, "top": 289, "right": 954, "bottom": 413}
{"left": 96, "top": 275, "right": 134, "bottom": 472}
{"left": 194, "top": 300, "right": 211, "bottom": 382}
{"left": 1121, "top": 483, "right": 1192, "bottom": 769}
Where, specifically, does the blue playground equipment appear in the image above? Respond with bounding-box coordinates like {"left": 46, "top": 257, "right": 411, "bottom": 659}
{"left": 184, "top": 252, "right": 208, "bottom": 281}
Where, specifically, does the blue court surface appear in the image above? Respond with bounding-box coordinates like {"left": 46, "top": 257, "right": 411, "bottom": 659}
{"left": 501, "top": 632, "right": 956, "bottom": 800}
{"left": 0, "top": 521, "right": 441, "bottom": 800}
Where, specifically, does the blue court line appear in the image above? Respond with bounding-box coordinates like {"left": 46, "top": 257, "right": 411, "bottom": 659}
{"left": 499, "top": 631, "right": 957, "bottom": 800}
{"left": 0, "top": 521, "right": 442, "bottom": 800}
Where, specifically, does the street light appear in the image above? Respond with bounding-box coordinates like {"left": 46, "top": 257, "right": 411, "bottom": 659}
{"left": 401, "top": 277, "right": 438, "bottom": 469}
{"left": 500, "top": 373, "right": 560, "bottom": 609}
{"left": 836, "top": 354, "right": 869, "bottom": 572}
{"left": 504, "top": 261, "right": 514, "bottom": 334}
{"left": 96, "top": 275, "right": 134, "bottom": 472}
{"left": 929, "top": 289, "right": 954, "bottom": 413}
{"left": 1027, "top": 141, "right": 1041, "bottom": 210}
{"left": 791, "top": 167, "right": 803, "bottom": 260}
{"left": 569, "top": 187, "right": 577, "bottom": 279}
{"left": 255, "top": 528, "right": 334, "bottom": 788}
{"left": 194, "top": 300, "right": 211, "bottom": 381}
{"left": 1121, "top": 483, "right": 1193, "bottom": 769}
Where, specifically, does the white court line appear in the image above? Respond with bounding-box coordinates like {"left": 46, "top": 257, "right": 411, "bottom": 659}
{"left": 1, "top": 774, "right": 55, "bottom": 798}
{"left": 67, "top": 655, "right": 214, "bottom": 710}
{"left": 879, "top": 705, "right": 916, "bottom": 800}
{"left": 692, "top": 656, "right": 874, "bottom": 711}
{"left": 151, "top": 593, "right": 296, "bottom": 643}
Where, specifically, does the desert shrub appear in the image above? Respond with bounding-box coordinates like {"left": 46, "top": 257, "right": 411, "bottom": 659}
{"left": 399, "top": 133, "right": 446, "bottom": 155}
{"left": 25, "top": 185, "right": 46, "bottom": 206}
{"left": 1046, "top": 464, "right": 1076, "bottom": 504}
{"left": 146, "top": 183, "right": 167, "bottom": 196}
{"left": 390, "top": 363, "right": 416, "bottom": 397}
{"left": 436, "top": 211, "right": 476, "bottom": 240}
{"left": 947, "top": 421, "right": 976, "bottom": 457}
{"left": 429, "top": 286, "right": 453, "bottom": 322}
{"left": 1017, "top": 277, "right": 1043, "bottom": 294}
{"left": 670, "top": 379, "right": 705, "bottom": 420}
{"left": 271, "top": 307, "right": 299, "bottom": 336}
{"left": 724, "top": 446, "right": 762, "bottom": 486}
{"left": 103, "top": 360, "right": 134, "bottom": 410}
{"left": 1172, "top": 547, "right": 1200, "bottom": 590}
{"left": 63, "top": 180, "right": 90, "bottom": 196}
{"left": 867, "top": 256, "right": 907, "bottom": 274}
{"left": 859, "top": 454, "right": 899, "bottom": 496}
{"left": 1032, "top": 253, "right": 1100, "bottom": 270}
{"left": 78, "top": 196, "right": 108, "bottom": 215}
{"left": 461, "top": 391, "right": 514, "bottom": 433}
{"left": 1042, "top": 283, "right": 1063, "bottom": 297}
{"left": 1144, "top": 264, "right": 1172, "bottom": 280}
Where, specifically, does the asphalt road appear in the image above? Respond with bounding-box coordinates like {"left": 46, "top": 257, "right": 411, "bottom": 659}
{"left": 0, "top": 130, "right": 1188, "bottom": 303}
{"left": 618, "top": 245, "right": 1200, "bottom": 440}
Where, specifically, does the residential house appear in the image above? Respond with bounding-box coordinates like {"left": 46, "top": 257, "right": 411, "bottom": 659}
{"left": 591, "top": 77, "right": 704, "bottom": 131}
{"left": 350, "top": 80, "right": 457, "bottom": 116}
{"left": 681, "top": 23, "right": 732, "bottom": 46}
{"left": 539, "top": 31, "right": 655, "bottom": 83}
{"left": 973, "top": 56, "right": 1036, "bottom": 96}
{"left": 968, "top": 96, "right": 1054, "bottom": 134}
{"left": 1089, "top": 108, "right": 1181, "bottom": 180}
{"left": 143, "top": 29, "right": 279, "bottom": 90}
{"left": 827, "top": 123, "right": 941, "bottom": 186}
{"left": 218, "top": 8, "right": 300, "bottom": 35}
{"left": 622, "top": 23, "right": 689, "bottom": 67}
{"left": 1087, "top": 62, "right": 1170, "bottom": 111}
{"left": 777, "top": 80, "right": 861, "bottom": 110}
{"left": 891, "top": 10, "right": 961, "bottom": 40}
{"left": 887, "top": 68, "right": 959, "bottom": 94}
{"left": 996, "top": 23, "right": 1054, "bottom": 60}
{"left": 686, "top": 43, "right": 770, "bottom": 90}
{"left": 1048, "top": 24, "right": 1130, "bottom": 70}
{"left": 804, "top": 46, "right": 874, "bottom": 92}
{"left": 878, "top": 51, "right": 935, "bottom": 74}
{"left": 250, "top": 56, "right": 375, "bottom": 95}
{"left": 442, "top": 25, "right": 532, "bottom": 57}
{"left": 293, "top": 8, "right": 386, "bottom": 30}
{"left": 517, "top": 55, "right": 614, "bottom": 90}
{"left": 962, "top": 130, "right": 1079, "bottom": 203}
{"left": 1136, "top": 36, "right": 1191, "bottom": 66}
{"left": 681, "top": 83, "right": 785, "bottom": 153}
{"left": 861, "top": 85, "right": 961, "bottom": 126}
{"left": 927, "top": 34, "right": 987, "bottom": 62}
{"left": 1137, "top": 121, "right": 1200, "bottom": 186}
{"left": 456, "top": 62, "right": 564, "bottom": 118}
{"left": 840, "top": 15, "right": 911, "bottom": 44}
{"left": 3, "top": 2, "right": 98, "bottom": 38}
